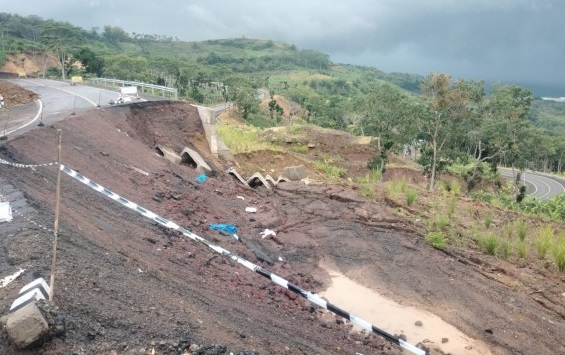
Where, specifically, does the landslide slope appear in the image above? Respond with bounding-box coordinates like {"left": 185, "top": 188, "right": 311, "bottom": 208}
{"left": 0, "top": 100, "right": 564, "bottom": 355}
{"left": 0, "top": 101, "right": 401, "bottom": 355}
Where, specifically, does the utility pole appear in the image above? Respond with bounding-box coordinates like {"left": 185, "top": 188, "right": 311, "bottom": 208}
{"left": 49, "top": 130, "right": 62, "bottom": 301}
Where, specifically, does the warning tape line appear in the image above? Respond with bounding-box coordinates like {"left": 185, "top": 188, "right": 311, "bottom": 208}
{"left": 60, "top": 164, "right": 426, "bottom": 355}
{"left": 0, "top": 158, "right": 59, "bottom": 169}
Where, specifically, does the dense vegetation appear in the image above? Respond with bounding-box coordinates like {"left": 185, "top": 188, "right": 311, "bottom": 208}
{"left": 1, "top": 12, "right": 564, "bottom": 185}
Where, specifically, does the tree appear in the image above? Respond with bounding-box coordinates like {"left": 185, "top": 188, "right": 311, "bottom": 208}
{"left": 360, "top": 82, "right": 412, "bottom": 151}
{"left": 224, "top": 76, "right": 260, "bottom": 120}
{"left": 553, "top": 139, "right": 565, "bottom": 173}
{"left": 73, "top": 47, "right": 104, "bottom": 76}
{"left": 102, "top": 26, "right": 129, "bottom": 43}
{"left": 40, "top": 20, "right": 85, "bottom": 80}
{"left": 479, "top": 85, "right": 533, "bottom": 172}
{"left": 267, "top": 92, "right": 284, "bottom": 122}
{"left": 343, "top": 112, "right": 366, "bottom": 136}
{"left": 417, "top": 73, "right": 474, "bottom": 190}
{"left": 103, "top": 55, "right": 152, "bottom": 82}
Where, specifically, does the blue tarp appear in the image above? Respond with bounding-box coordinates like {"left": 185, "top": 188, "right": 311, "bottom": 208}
{"left": 209, "top": 223, "right": 237, "bottom": 234}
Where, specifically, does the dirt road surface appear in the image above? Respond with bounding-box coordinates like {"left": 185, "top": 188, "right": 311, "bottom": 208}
{"left": 1, "top": 94, "right": 564, "bottom": 354}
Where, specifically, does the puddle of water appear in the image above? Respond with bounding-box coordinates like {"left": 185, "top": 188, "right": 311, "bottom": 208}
{"left": 320, "top": 267, "right": 492, "bottom": 355}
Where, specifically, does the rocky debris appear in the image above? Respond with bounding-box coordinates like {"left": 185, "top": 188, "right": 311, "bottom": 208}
{"left": 282, "top": 165, "right": 307, "bottom": 181}
{"left": 2, "top": 298, "right": 65, "bottom": 349}
{"left": 35, "top": 299, "right": 66, "bottom": 339}
{"left": 3, "top": 303, "right": 46, "bottom": 348}
{"left": 0, "top": 80, "right": 38, "bottom": 107}
{"left": 193, "top": 344, "right": 260, "bottom": 355}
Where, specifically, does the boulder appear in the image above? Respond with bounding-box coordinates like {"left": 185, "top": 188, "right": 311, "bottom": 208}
{"left": 5, "top": 302, "right": 49, "bottom": 348}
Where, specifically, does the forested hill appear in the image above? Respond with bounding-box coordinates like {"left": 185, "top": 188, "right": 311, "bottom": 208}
{"left": 1, "top": 12, "right": 564, "bottom": 176}
{"left": 0, "top": 13, "right": 421, "bottom": 91}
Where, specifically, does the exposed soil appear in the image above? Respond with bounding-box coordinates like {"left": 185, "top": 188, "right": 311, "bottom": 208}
{"left": 1, "top": 98, "right": 564, "bottom": 355}
{"left": 0, "top": 80, "right": 39, "bottom": 107}
{"left": 1, "top": 53, "right": 59, "bottom": 78}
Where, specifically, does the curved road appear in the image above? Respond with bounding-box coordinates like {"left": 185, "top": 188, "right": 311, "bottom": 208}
{"left": 1, "top": 78, "right": 137, "bottom": 140}
{"left": 500, "top": 167, "right": 565, "bottom": 200}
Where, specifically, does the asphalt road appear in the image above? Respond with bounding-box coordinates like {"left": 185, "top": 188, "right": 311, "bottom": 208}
{"left": 500, "top": 167, "right": 565, "bottom": 200}
{"left": 0, "top": 78, "right": 134, "bottom": 140}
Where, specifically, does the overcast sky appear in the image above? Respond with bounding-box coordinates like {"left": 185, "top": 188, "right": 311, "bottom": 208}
{"left": 3, "top": 0, "right": 564, "bottom": 94}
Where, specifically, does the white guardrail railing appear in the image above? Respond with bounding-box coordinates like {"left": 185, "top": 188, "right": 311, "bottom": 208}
{"left": 88, "top": 78, "right": 178, "bottom": 99}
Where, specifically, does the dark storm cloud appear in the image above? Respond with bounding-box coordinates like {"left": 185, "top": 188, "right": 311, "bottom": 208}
{"left": 3, "top": 0, "right": 565, "bottom": 91}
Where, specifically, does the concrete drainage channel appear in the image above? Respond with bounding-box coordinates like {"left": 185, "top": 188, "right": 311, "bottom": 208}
{"left": 228, "top": 167, "right": 293, "bottom": 189}
{"left": 155, "top": 145, "right": 213, "bottom": 175}
{"left": 155, "top": 144, "right": 307, "bottom": 189}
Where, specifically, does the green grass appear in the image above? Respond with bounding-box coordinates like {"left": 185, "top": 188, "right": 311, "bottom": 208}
{"left": 313, "top": 159, "right": 347, "bottom": 179}
{"left": 387, "top": 179, "right": 408, "bottom": 198}
{"left": 552, "top": 236, "right": 565, "bottom": 272}
{"left": 515, "top": 240, "right": 528, "bottom": 259}
{"left": 536, "top": 226, "right": 554, "bottom": 259}
{"left": 426, "top": 232, "right": 447, "bottom": 250}
{"left": 355, "top": 169, "right": 381, "bottom": 198}
{"left": 435, "top": 214, "right": 449, "bottom": 232}
{"left": 359, "top": 184, "right": 376, "bottom": 198}
{"left": 216, "top": 122, "right": 281, "bottom": 154}
{"left": 451, "top": 181, "right": 462, "bottom": 196}
{"left": 406, "top": 190, "right": 417, "bottom": 206}
{"left": 480, "top": 233, "right": 499, "bottom": 255}
{"left": 503, "top": 223, "right": 513, "bottom": 239}
{"left": 290, "top": 144, "right": 309, "bottom": 154}
{"left": 447, "top": 197, "right": 457, "bottom": 218}
{"left": 499, "top": 239, "right": 511, "bottom": 259}
{"left": 515, "top": 220, "right": 527, "bottom": 241}
{"left": 484, "top": 214, "right": 493, "bottom": 229}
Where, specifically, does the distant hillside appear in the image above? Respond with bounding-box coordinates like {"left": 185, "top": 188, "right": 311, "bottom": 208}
{"left": 0, "top": 13, "right": 422, "bottom": 93}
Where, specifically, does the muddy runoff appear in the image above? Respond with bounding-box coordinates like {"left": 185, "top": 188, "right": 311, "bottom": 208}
{"left": 318, "top": 260, "right": 495, "bottom": 355}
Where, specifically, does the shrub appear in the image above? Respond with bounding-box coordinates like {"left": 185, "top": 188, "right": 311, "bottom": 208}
{"left": 386, "top": 180, "right": 403, "bottom": 198}
{"left": 503, "top": 223, "right": 513, "bottom": 239}
{"left": 426, "top": 232, "right": 446, "bottom": 250}
{"left": 435, "top": 215, "right": 449, "bottom": 232}
{"left": 516, "top": 220, "right": 527, "bottom": 241}
{"left": 499, "top": 239, "right": 511, "bottom": 259}
{"left": 290, "top": 144, "right": 309, "bottom": 154}
{"left": 359, "top": 184, "right": 376, "bottom": 198}
{"left": 485, "top": 214, "right": 493, "bottom": 229}
{"left": 451, "top": 181, "right": 462, "bottom": 196}
{"left": 313, "top": 159, "right": 346, "bottom": 179}
{"left": 480, "top": 233, "right": 499, "bottom": 255}
{"left": 399, "top": 180, "right": 408, "bottom": 193}
{"left": 536, "top": 226, "right": 553, "bottom": 259}
{"left": 406, "top": 190, "right": 417, "bottom": 206}
{"left": 447, "top": 198, "right": 457, "bottom": 218}
{"left": 515, "top": 240, "right": 528, "bottom": 259}
{"left": 552, "top": 236, "right": 565, "bottom": 272}
{"left": 355, "top": 169, "right": 382, "bottom": 198}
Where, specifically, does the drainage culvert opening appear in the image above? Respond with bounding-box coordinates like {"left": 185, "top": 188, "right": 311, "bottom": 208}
{"left": 180, "top": 152, "right": 198, "bottom": 169}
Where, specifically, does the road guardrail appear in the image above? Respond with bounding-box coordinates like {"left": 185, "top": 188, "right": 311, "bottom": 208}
{"left": 88, "top": 78, "right": 178, "bottom": 99}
